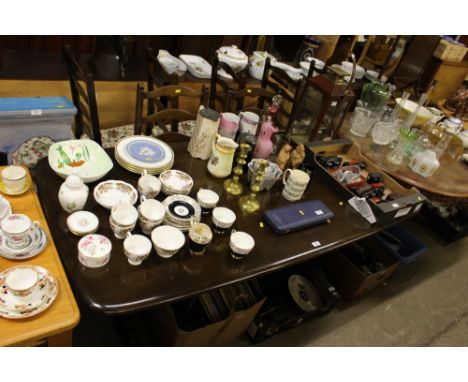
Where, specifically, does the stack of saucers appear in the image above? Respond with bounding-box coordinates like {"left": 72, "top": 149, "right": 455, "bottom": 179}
{"left": 160, "top": 170, "right": 193, "bottom": 196}
{"left": 115, "top": 136, "right": 174, "bottom": 175}
{"left": 0, "top": 265, "right": 58, "bottom": 319}
{"left": 162, "top": 195, "right": 201, "bottom": 232}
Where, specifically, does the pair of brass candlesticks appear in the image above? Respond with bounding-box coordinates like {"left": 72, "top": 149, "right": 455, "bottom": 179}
{"left": 223, "top": 143, "right": 268, "bottom": 214}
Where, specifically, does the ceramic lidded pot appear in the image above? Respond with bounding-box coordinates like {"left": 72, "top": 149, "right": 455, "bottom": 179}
{"left": 216, "top": 45, "right": 248, "bottom": 72}
{"left": 78, "top": 234, "right": 112, "bottom": 268}
{"left": 58, "top": 174, "right": 89, "bottom": 214}
{"left": 409, "top": 149, "right": 440, "bottom": 178}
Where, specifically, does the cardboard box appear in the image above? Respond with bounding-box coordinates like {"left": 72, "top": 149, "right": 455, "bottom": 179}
{"left": 306, "top": 139, "right": 426, "bottom": 225}
{"left": 320, "top": 235, "right": 400, "bottom": 300}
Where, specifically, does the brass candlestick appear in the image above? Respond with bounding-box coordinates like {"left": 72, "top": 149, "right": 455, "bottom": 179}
{"left": 224, "top": 143, "right": 251, "bottom": 196}
{"left": 239, "top": 159, "right": 268, "bottom": 214}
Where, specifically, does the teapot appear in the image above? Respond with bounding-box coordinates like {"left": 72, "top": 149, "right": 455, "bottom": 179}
{"left": 207, "top": 135, "right": 239, "bottom": 178}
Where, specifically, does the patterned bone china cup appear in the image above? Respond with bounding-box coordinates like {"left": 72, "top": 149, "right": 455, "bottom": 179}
{"left": 138, "top": 169, "right": 161, "bottom": 199}
{"left": 109, "top": 203, "right": 138, "bottom": 239}
{"left": 212, "top": 207, "right": 236, "bottom": 234}
{"left": 0, "top": 214, "right": 40, "bottom": 249}
{"left": 123, "top": 232, "right": 152, "bottom": 266}
{"left": 1, "top": 165, "right": 26, "bottom": 193}
{"left": 138, "top": 196, "right": 165, "bottom": 235}
{"left": 196, "top": 188, "right": 220, "bottom": 215}
{"left": 229, "top": 230, "right": 255, "bottom": 260}
{"left": 4, "top": 266, "right": 40, "bottom": 298}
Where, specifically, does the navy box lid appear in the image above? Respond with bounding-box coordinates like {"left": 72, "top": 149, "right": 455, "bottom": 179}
{"left": 0, "top": 96, "right": 77, "bottom": 119}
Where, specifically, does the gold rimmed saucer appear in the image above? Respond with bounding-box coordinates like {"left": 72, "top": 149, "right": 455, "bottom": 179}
{"left": 115, "top": 152, "right": 174, "bottom": 175}
{"left": 0, "top": 180, "right": 31, "bottom": 196}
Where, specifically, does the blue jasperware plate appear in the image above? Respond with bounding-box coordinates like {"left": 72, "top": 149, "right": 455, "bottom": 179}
{"left": 127, "top": 140, "right": 166, "bottom": 163}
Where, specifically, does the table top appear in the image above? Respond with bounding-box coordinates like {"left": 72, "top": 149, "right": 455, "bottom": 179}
{"left": 35, "top": 142, "right": 412, "bottom": 315}
{"left": 340, "top": 122, "right": 468, "bottom": 199}
{"left": 0, "top": 167, "right": 80, "bottom": 346}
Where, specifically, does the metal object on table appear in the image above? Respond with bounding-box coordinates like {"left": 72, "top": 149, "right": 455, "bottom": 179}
{"left": 239, "top": 159, "right": 268, "bottom": 214}
{"left": 224, "top": 143, "right": 251, "bottom": 196}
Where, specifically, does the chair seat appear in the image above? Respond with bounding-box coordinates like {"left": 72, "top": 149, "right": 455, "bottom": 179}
{"left": 11, "top": 136, "right": 56, "bottom": 169}
{"left": 151, "top": 120, "right": 197, "bottom": 138}
{"left": 100, "top": 124, "right": 135, "bottom": 148}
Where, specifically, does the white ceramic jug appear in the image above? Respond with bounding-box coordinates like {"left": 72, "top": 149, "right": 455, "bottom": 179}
{"left": 58, "top": 174, "right": 89, "bottom": 213}
{"left": 207, "top": 135, "right": 239, "bottom": 178}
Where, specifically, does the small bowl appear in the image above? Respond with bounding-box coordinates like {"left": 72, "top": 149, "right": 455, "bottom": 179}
{"left": 93, "top": 180, "right": 138, "bottom": 210}
{"left": 212, "top": 207, "right": 236, "bottom": 234}
{"left": 78, "top": 234, "right": 112, "bottom": 268}
{"left": 159, "top": 170, "right": 193, "bottom": 196}
{"left": 151, "top": 225, "right": 185, "bottom": 258}
{"left": 196, "top": 189, "right": 219, "bottom": 210}
{"left": 67, "top": 211, "right": 99, "bottom": 236}
{"left": 123, "top": 233, "right": 152, "bottom": 266}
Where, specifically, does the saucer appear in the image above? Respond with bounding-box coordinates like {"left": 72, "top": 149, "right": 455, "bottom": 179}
{"left": 288, "top": 274, "right": 322, "bottom": 313}
{"left": 162, "top": 195, "right": 201, "bottom": 231}
{"left": 0, "top": 265, "right": 58, "bottom": 319}
{"left": 0, "top": 226, "right": 48, "bottom": 260}
{"left": 0, "top": 180, "right": 31, "bottom": 196}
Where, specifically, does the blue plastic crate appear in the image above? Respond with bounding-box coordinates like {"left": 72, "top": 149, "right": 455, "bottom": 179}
{"left": 375, "top": 224, "right": 427, "bottom": 270}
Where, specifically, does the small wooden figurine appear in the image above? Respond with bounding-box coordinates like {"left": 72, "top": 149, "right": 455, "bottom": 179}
{"left": 290, "top": 144, "right": 306, "bottom": 169}
{"left": 276, "top": 144, "right": 292, "bottom": 170}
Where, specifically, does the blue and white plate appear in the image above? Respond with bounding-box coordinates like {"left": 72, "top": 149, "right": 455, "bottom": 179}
{"left": 127, "top": 140, "right": 166, "bottom": 163}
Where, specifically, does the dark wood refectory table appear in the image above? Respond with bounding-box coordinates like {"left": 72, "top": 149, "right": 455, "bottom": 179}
{"left": 35, "top": 141, "right": 415, "bottom": 315}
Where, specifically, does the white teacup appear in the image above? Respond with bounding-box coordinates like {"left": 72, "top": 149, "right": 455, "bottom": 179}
{"left": 230, "top": 230, "right": 255, "bottom": 260}
{"left": 212, "top": 207, "right": 236, "bottom": 234}
{"left": 109, "top": 203, "right": 138, "bottom": 239}
{"left": 239, "top": 111, "right": 260, "bottom": 135}
{"left": 4, "top": 267, "right": 40, "bottom": 298}
{"left": 123, "top": 232, "right": 152, "bottom": 266}
{"left": 282, "top": 169, "right": 310, "bottom": 202}
{"left": 138, "top": 169, "right": 161, "bottom": 199}
{"left": 138, "top": 196, "right": 165, "bottom": 235}
{"left": 196, "top": 188, "right": 220, "bottom": 215}
{"left": 151, "top": 225, "right": 185, "bottom": 258}
{"left": 1, "top": 214, "right": 40, "bottom": 249}
{"left": 1, "top": 166, "right": 26, "bottom": 193}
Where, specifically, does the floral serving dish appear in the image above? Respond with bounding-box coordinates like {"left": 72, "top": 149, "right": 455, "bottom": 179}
{"left": 157, "top": 50, "right": 187, "bottom": 77}
{"left": 93, "top": 180, "right": 138, "bottom": 210}
{"left": 217, "top": 45, "right": 248, "bottom": 73}
{"left": 48, "top": 140, "right": 113, "bottom": 183}
{"left": 160, "top": 169, "right": 193, "bottom": 195}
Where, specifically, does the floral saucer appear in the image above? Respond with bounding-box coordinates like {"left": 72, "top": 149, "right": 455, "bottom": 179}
{"left": 0, "top": 179, "right": 31, "bottom": 196}
{"left": 0, "top": 226, "right": 47, "bottom": 260}
{"left": 93, "top": 180, "right": 138, "bottom": 210}
{"left": 0, "top": 265, "right": 58, "bottom": 319}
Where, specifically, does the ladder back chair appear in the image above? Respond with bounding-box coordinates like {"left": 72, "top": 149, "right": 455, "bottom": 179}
{"left": 64, "top": 44, "right": 102, "bottom": 146}
{"left": 227, "top": 86, "right": 276, "bottom": 116}
{"left": 134, "top": 83, "right": 207, "bottom": 138}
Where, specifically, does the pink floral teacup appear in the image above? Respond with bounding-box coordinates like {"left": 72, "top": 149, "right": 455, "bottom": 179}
{"left": 0, "top": 214, "right": 40, "bottom": 249}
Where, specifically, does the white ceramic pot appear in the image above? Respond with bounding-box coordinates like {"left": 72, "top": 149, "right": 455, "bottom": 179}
{"left": 249, "top": 51, "right": 269, "bottom": 80}
{"left": 151, "top": 225, "right": 185, "bottom": 258}
{"left": 78, "top": 234, "right": 112, "bottom": 268}
{"left": 217, "top": 45, "right": 248, "bottom": 72}
{"left": 123, "top": 232, "right": 152, "bottom": 266}
{"left": 409, "top": 149, "right": 440, "bottom": 178}
{"left": 58, "top": 174, "right": 89, "bottom": 214}
{"left": 66, "top": 211, "right": 99, "bottom": 236}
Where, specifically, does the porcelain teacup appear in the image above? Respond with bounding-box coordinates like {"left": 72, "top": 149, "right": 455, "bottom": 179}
{"left": 138, "top": 196, "right": 165, "bottom": 235}
{"left": 229, "top": 230, "right": 255, "bottom": 260}
{"left": 123, "top": 232, "right": 152, "bottom": 266}
{"left": 109, "top": 202, "right": 138, "bottom": 239}
{"left": 0, "top": 214, "right": 40, "bottom": 249}
{"left": 188, "top": 221, "right": 213, "bottom": 256}
{"left": 239, "top": 111, "right": 260, "bottom": 135}
{"left": 196, "top": 188, "right": 220, "bottom": 215}
{"left": 282, "top": 169, "right": 310, "bottom": 202}
{"left": 212, "top": 207, "right": 236, "bottom": 234}
{"left": 1, "top": 166, "right": 27, "bottom": 193}
{"left": 151, "top": 225, "right": 185, "bottom": 258}
{"left": 4, "top": 267, "right": 40, "bottom": 298}
{"left": 138, "top": 169, "right": 161, "bottom": 199}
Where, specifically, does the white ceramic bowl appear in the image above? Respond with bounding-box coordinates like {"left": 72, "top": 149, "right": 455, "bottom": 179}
{"left": 66, "top": 211, "right": 99, "bottom": 236}
{"left": 151, "top": 225, "right": 185, "bottom": 258}
{"left": 159, "top": 170, "right": 193, "bottom": 196}
{"left": 341, "top": 61, "right": 365, "bottom": 79}
{"left": 48, "top": 140, "right": 113, "bottom": 183}
{"left": 196, "top": 189, "right": 220, "bottom": 209}
{"left": 396, "top": 98, "right": 434, "bottom": 127}
{"left": 94, "top": 180, "right": 138, "bottom": 210}
{"left": 78, "top": 234, "right": 112, "bottom": 268}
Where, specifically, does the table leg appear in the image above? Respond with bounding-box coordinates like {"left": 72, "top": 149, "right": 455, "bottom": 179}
{"left": 47, "top": 330, "right": 73, "bottom": 347}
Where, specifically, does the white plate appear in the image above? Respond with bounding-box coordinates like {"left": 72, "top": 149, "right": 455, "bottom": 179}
{"left": 115, "top": 136, "right": 174, "bottom": 171}
{"left": 288, "top": 274, "right": 322, "bottom": 313}
{"left": 93, "top": 180, "right": 138, "bottom": 210}
{"left": 0, "top": 226, "right": 47, "bottom": 260}
{"left": 157, "top": 50, "right": 187, "bottom": 77}
{"left": 179, "top": 54, "right": 212, "bottom": 79}
{"left": 0, "top": 265, "right": 58, "bottom": 319}
{"left": 67, "top": 211, "right": 99, "bottom": 236}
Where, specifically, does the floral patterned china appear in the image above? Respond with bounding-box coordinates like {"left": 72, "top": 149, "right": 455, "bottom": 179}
{"left": 162, "top": 194, "right": 201, "bottom": 232}
{"left": 151, "top": 225, "right": 185, "bottom": 258}
{"left": 93, "top": 180, "right": 138, "bottom": 210}
{"left": 0, "top": 224, "right": 47, "bottom": 260}
{"left": 123, "top": 232, "right": 152, "bottom": 266}
{"left": 66, "top": 211, "right": 99, "bottom": 236}
{"left": 157, "top": 50, "right": 187, "bottom": 77}
{"left": 78, "top": 234, "right": 112, "bottom": 268}
{"left": 1, "top": 213, "right": 40, "bottom": 250}
{"left": 0, "top": 265, "right": 58, "bottom": 319}
{"left": 160, "top": 169, "right": 193, "bottom": 196}
{"left": 48, "top": 140, "right": 113, "bottom": 183}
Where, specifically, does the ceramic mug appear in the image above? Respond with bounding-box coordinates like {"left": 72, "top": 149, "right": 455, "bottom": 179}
{"left": 109, "top": 202, "right": 138, "bottom": 239}
{"left": 138, "top": 196, "right": 165, "bottom": 235}
{"left": 212, "top": 207, "right": 236, "bottom": 234}
{"left": 188, "top": 221, "right": 213, "bottom": 256}
{"left": 239, "top": 111, "right": 260, "bottom": 135}
{"left": 4, "top": 267, "right": 40, "bottom": 298}
{"left": 123, "top": 232, "right": 152, "bottom": 266}
{"left": 0, "top": 214, "right": 40, "bottom": 249}
{"left": 282, "top": 169, "right": 310, "bottom": 202}
{"left": 196, "top": 188, "right": 220, "bottom": 215}
{"left": 138, "top": 169, "right": 161, "bottom": 199}
{"left": 151, "top": 225, "right": 185, "bottom": 258}
{"left": 1, "top": 165, "right": 26, "bottom": 193}
{"left": 218, "top": 112, "right": 240, "bottom": 140}
{"left": 229, "top": 230, "right": 255, "bottom": 260}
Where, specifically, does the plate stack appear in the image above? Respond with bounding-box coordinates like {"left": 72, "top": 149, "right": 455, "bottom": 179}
{"left": 115, "top": 136, "right": 174, "bottom": 175}
{"left": 162, "top": 195, "right": 201, "bottom": 232}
